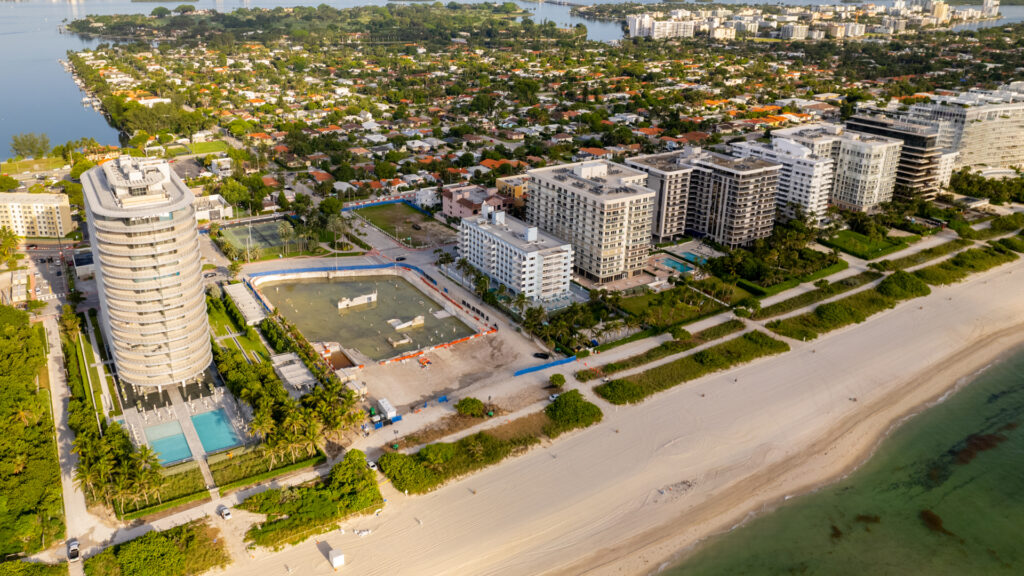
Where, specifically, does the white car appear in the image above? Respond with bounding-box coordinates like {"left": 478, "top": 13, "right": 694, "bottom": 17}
{"left": 548, "top": 394, "right": 560, "bottom": 402}
{"left": 217, "top": 506, "right": 232, "bottom": 520}
{"left": 367, "top": 460, "right": 378, "bottom": 471}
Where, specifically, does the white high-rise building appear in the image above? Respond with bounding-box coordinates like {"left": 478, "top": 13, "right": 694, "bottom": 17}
{"left": 731, "top": 139, "right": 834, "bottom": 225}
{"left": 527, "top": 161, "right": 655, "bottom": 284}
{"left": 773, "top": 123, "right": 902, "bottom": 212}
{"left": 458, "top": 207, "right": 573, "bottom": 303}
{"left": 983, "top": 0, "right": 1000, "bottom": 18}
{"left": 781, "top": 23, "right": 809, "bottom": 40}
{"left": 626, "top": 152, "right": 694, "bottom": 243}
{"left": 907, "top": 83, "right": 1024, "bottom": 170}
{"left": 82, "top": 156, "right": 211, "bottom": 389}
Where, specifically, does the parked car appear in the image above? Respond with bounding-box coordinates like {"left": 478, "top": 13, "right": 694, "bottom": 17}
{"left": 67, "top": 539, "right": 80, "bottom": 563}
{"left": 533, "top": 352, "right": 550, "bottom": 360}
{"left": 203, "top": 272, "right": 216, "bottom": 278}
{"left": 217, "top": 506, "right": 232, "bottom": 520}
{"left": 367, "top": 460, "right": 378, "bottom": 471}
{"left": 548, "top": 394, "right": 560, "bottom": 402}
{"left": 395, "top": 257, "right": 406, "bottom": 262}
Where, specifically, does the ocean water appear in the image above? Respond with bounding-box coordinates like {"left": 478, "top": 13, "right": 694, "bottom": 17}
{"left": 663, "top": 347, "right": 1024, "bottom": 576}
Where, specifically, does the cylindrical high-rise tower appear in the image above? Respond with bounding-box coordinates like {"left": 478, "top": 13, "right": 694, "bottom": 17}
{"left": 82, "top": 156, "right": 211, "bottom": 389}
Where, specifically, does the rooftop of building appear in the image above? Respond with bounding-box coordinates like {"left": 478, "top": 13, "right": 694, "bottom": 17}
{"left": 81, "top": 156, "right": 193, "bottom": 218}
{"left": 847, "top": 113, "right": 940, "bottom": 137}
{"left": 0, "top": 192, "right": 71, "bottom": 205}
{"left": 463, "top": 208, "right": 571, "bottom": 253}
{"left": 626, "top": 150, "right": 697, "bottom": 174}
{"left": 528, "top": 160, "right": 654, "bottom": 201}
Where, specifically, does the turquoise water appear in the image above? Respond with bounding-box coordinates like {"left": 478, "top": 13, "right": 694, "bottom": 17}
{"left": 680, "top": 252, "right": 708, "bottom": 266}
{"left": 191, "top": 409, "right": 242, "bottom": 454}
{"left": 144, "top": 421, "right": 192, "bottom": 465}
{"left": 662, "top": 258, "right": 693, "bottom": 274}
{"left": 664, "top": 347, "right": 1024, "bottom": 575}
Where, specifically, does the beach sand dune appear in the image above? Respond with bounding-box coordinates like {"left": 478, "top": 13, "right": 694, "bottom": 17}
{"left": 222, "top": 259, "right": 1024, "bottom": 576}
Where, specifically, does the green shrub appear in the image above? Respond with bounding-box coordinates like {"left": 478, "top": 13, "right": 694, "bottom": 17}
{"left": 379, "top": 432, "right": 536, "bottom": 494}
{"left": 873, "top": 238, "right": 972, "bottom": 271}
{"left": 576, "top": 320, "right": 745, "bottom": 382}
{"left": 83, "top": 521, "right": 229, "bottom": 576}
{"left": 913, "top": 245, "right": 1019, "bottom": 285}
{"left": 575, "top": 349, "right": 591, "bottom": 359}
{"left": 994, "top": 235, "right": 1024, "bottom": 253}
{"left": 549, "top": 373, "right": 566, "bottom": 388}
{"left": 454, "top": 397, "right": 486, "bottom": 417}
{"left": 767, "top": 290, "right": 896, "bottom": 341}
{"left": 753, "top": 271, "right": 883, "bottom": 320}
{"left": 543, "top": 390, "right": 603, "bottom": 438}
{"left": 595, "top": 331, "right": 790, "bottom": 405}
{"left": 876, "top": 271, "right": 931, "bottom": 299}
{"left": 239, "top": 450, "right": 382, "bottom": 549}
{"left": 0, "top": 561, "right": 67, "bottom": 576}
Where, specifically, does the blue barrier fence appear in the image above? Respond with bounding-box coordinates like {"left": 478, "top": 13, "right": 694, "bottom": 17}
{"left": 513, "top": 356, "right": 577, "bottom": 377}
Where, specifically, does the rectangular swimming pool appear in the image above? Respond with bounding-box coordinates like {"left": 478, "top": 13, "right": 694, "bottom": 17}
{"left": 145, "top": 421, "right": 192, "bottom": 465}
{"left": 681, "top": 251, "right": 708, "bottom": 265}
{"left": 191, "top": 409, "right": 242, "bottom": 454}
{"left": 662, "top": 257, "right": 693, "bottom": 274}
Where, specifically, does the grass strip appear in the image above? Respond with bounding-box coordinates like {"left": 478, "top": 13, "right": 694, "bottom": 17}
{"left": 752, "top": 271, "right": 883, "bottom": 320}
{"left": 215, "top": 453, "right": 326, "bottom": 494}
{"left": 594, "top": 331, "right": 790, "bottom": 405}
{"left": 121, "top": 491, "right": 212, "bottom": 521}
{"left": 577, "top": 319, "right": 745, "bottom": 381}
{"left": 872, "top": 238, "right": 973, "bottom": 271}
{"left": 912, "top": 245, "right": 1019, "bottom": 286}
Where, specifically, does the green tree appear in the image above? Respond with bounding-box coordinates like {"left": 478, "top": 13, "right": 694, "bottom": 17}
{"left": 549, "top": 373, "right": 566, "bottom": 388}
{"left": 454, "top": 397, "right": 486, "bottom": 418}
{"left": 0, "top": 175, "right": 18, "bottom": 191}
{"left": 59, "top": 305, "right": 80, "bottom": 340}
{"left": 151, "top": 6, "right": 171, "bottom": 17}
{"left": 174, "top": 4, "right": 195, "bottom": 14}
{"left": 228, "top": 260, "right": 243, "bottom": 280}
{"left": 10, "top": 133, "right": 50, "bottom": 159}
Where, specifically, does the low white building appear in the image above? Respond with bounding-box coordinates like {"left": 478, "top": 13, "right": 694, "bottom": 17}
{"left": 193, "top": 194, "right": 233, "bottom": 221}
{"left": 458, "top": 206, "right": 573, "bottom": 302}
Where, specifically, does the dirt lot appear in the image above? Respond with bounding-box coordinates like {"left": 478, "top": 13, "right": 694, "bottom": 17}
{"left": 355, "top": 203, "right": 456, "bottom": 248}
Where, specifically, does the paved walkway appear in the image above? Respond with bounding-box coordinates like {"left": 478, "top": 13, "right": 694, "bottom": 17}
{"left": 82, "top": 313, "right": 114, "bottom": 415}
{"left": 41, "top": 316, "right": 117, "bottom": 567}
{"left": 166, "top": 387, "right": 217, "bottom": 489}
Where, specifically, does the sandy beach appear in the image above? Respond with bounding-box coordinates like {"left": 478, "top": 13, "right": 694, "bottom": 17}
{"left": 217, "top": 256, "right": 1024, "bottom": 576}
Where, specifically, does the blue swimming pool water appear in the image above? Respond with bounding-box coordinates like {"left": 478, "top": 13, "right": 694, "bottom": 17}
{"left": 191, "top": 409, "right": 242, "bottom": 453}
{"left": 662, "top": 258, "right": 693, "bottom": 274}
{"left": 145, "top": 421, "right": 192, "bottom": 464}
{"left": 680, "top": 251, "right": 708, "bottom": 265}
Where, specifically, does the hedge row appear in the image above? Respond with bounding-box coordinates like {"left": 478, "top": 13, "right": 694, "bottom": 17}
{"left": 576, "top": 319, "right": 746, "bottom": 382}
{"left": 594, "top": 331, "right": 790, "bottom": 405}
{"left": 912, "top": 244, "right": 1019, "bottom": 286}
{"left": 752, "top": 271, "right": 883, "bottom": 320}
{"left": 543, "top": 390, "right": 604, "bottom": 439}
{"left": 765, "top": 272, "right": 931, "bottom": 341}
{"left": 872, "top": 238, "right": 973, "bottom": 271}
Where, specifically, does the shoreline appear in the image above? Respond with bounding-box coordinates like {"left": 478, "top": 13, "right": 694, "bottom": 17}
{"left": 573, "top": 271, "right": 1024, "bottom": 576}
{"left": 638, "top": 326, "right": 1024, "bottom": 575}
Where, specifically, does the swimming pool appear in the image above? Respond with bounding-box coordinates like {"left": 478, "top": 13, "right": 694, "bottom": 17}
{"left": 145, "top": 421, "right": 192, "bottom": 465}
{"left": 662, "top": 257, "right": 693, "bottom": 274}
{"left": 191, "top": 409, "right": 242, "bottom": 454}
{"left": 680, "top": 252, "right": 708, "bottom": 265}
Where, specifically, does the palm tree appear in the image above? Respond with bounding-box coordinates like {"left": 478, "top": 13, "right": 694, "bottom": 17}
{"left": 326, "top": 215, "right": 347, "bottom": 249}
{"left": 73, "top": 459, "right": 100, "bottom": 501}
{"left": 513, "top": 292, "right": 528, "bottom": 315}
{"left": 250, "top": 405, "right": 276, "bottom": 441}
{"left": 277, "top": 221, "right": 294, "bottom": 254}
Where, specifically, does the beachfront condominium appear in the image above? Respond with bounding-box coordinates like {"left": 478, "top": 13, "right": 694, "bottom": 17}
{"left": 685, "top": 150, "right": 780, "bottom": 248}
{"left": 906, "top": 83, "right": 1024, "bottom": 170}
{"left": 526, "top": 160, "right": 654, "bottom": 284}
{"left": 846, "top": 113, "right": 947, "bottom": 201}
{"left": 82, "top": 156, "right": 211, "bottom": 390}
{"left": 0, "top": 192, "right": 74, "bottom": 238}
{"left": 730, "top": 139, "right": 833, "bottom": 226}
{"left": 773, "top": 123, "right": 902, "bottom": 212}
{"left": 625, "top": 152, "right": 693, "bottom": 243}
{"left": 459, "top": 206, "right": 574, "bottom": 302}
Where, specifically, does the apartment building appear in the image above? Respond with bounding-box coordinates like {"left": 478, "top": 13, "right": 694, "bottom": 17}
{"left": 907, "top": 83, "right": 1024, "bottom": 169}
{"left": 626, "top": 152, "right": 694, "bottom": 243}
{"left": 459, "top": 206, "right": 573, "bottom": 302}
{"left": 527, "top": 161, "right": 655, "bottom": 284}
{"left": 0, "top": 193, "right": 74, "bottom": 238}
{"left": 773, "top": 123, "right": 903, "bottom": 212}
{"left": 846, "top": 113, "right": 946, "bottom": 200}
{"left": 82, "top": 156, "right": 211, "bottom": 390}
{"left": 781, "top": 23, "right": 809, "bottom": 39}
{"left": 731, "top": 139, "right": 833, "bottom": 225}
{"left": 685, "top": 150, "right": 780, "bottom": 248}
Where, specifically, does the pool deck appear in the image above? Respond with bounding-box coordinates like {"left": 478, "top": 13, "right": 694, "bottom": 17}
{"left": 167, "top": 386, "right": 216, "bottom": 488}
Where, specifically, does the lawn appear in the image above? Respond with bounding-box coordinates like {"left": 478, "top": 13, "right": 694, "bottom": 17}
{"left": 164, "top": 145, "right": 190, "bottom": 157}
{"left": 207, "top": 304, "right": 235, "bottom": 337}
{"left": 873, "top": 238, "right": 973, "bottom": 271}
{"left": 752, "top": 271, "right": 884, "bottom": 320}
{"left": 821, "top": 230, "right": 916, "bottom": 260}
{"left": 620, "top": 286, "right": 726, "bottom": 329}
{"left": 1, "top": 156, "right": 66, "bottom": 174}
{"left": 355, "top": 202, "right": 456, "bottom": 247}
{"left": 187, "top": 140, "right": 230, "bottom": 155}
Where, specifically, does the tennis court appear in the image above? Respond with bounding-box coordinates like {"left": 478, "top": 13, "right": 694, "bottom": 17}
{"left": 220, "top": 220, "right": 288, "bottom": 252}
